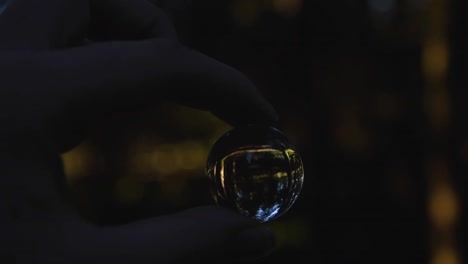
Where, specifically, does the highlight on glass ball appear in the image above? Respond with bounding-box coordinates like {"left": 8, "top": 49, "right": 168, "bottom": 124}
{"left": 206, "top": 124, "right": 304, "bottom": 223}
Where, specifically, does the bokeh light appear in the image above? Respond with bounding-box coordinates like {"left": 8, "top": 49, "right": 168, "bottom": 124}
{"left": 57, "top": 0, "right": 468, "bottom": 262}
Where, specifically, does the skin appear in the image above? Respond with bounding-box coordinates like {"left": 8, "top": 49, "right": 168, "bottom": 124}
{"left": 0, "top": 0, "right": 279, "bottom": 263}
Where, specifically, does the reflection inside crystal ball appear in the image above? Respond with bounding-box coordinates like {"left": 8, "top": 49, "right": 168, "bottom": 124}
{"left": 206, "top": 125, "right": 304, "bottom": 223}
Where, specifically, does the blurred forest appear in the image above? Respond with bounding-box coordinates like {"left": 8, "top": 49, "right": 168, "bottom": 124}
{"left": 61, "top": 0, "right": 468, "bottom": 263}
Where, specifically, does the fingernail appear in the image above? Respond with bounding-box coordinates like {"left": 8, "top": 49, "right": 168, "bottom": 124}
{"left": 230, "top": 225, "right": 276, "bottom": 260}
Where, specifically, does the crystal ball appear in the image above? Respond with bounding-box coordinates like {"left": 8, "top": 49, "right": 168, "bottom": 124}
{"left": 206, "top": 125, "right": 304, "bottom": 223}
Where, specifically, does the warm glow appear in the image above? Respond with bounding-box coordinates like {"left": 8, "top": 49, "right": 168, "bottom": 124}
{"left": 432, "top": 246, "right": 460, "bottom": 264}
{"left": 127, "top": 140, "right": 210, "bottom": 180}
{"left": 421, "top": 1, "right": 460, "bottom": 263}
{"left": 429, "top": 183, "right": 459, "bottom": 231}
{"left": 61, "top": 142, "right": 97, "bottom": 182}
{"left": 427, "top": 158, "right": 459, "bottom": 233}
{"left": 423, "top": 38, "right": 449, "bottom": 83}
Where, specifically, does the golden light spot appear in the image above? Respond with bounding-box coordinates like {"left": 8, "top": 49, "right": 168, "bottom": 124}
{"left": 127, "top": 141, "right": 211, "bottom": 180}
{"left": 422, "top": 1, "right": 459, "bottom": 264}
{"left": 177, "top": 141, "right": 208, "bottom": 173}
{"left": 422, "top": 38, "right": 449, "bottom": 82}
{"left": 61, "top": 142, "right": 97, "bottom": 182}
{"left": 432, "top": 245, "right": 460, "bottom": 264}
{"left": 150, "top": 144, "right": 180, "bottom": 176}
{"left": 429, "top": 183, "right": 459, "bottom": 232}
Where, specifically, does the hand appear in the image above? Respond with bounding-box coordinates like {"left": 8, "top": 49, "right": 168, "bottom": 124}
{"left": 0, "top": 0, "right": 278, "bottom": 263}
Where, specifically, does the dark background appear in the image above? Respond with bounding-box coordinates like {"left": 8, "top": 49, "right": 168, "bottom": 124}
{"left": 61, "top": 0, "right": 468, "bottom": 263}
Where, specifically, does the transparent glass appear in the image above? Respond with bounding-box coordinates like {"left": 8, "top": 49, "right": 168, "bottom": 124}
{"left": 206, "top": 125, "right": 304, "bottom": 223}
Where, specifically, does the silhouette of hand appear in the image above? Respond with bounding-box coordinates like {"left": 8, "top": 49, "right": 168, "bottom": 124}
{"left": 0, "top": 0, "right": 278, "bottom": 263}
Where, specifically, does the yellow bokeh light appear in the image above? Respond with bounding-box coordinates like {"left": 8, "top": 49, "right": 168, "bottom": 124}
{"left": 422, "top": 38, "right": 449, "bottom": 83}
{"left": 429, "top": 183, "right": 459, "bottom": 232}
{"left": 61, "top": 142, "right": 99, "bottom": 182}
{"left": 127, "top": 140, "right": 210, "bottom": 180}
{"left": 432, "top": 245, "right": 460, "bottom": 264}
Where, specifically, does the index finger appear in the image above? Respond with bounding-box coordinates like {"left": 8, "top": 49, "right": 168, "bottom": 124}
{"left": 163, "top": 46, "right": 279, "bottom": 126}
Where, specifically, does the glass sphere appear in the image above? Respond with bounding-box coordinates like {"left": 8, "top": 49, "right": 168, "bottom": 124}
{"left": 206, "top": 125, "right": 304, "bottom": 223}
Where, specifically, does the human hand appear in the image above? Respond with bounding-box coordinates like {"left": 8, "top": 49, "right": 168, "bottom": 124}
{"left": 0, "top": 0, "right": 278, "bottom": 263}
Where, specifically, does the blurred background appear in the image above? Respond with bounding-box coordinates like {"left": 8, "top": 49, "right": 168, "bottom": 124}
{"left": 60, "top": 0, "right": 468, "bottom": 263}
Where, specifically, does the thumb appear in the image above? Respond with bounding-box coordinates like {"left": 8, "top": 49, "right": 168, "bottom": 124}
{"left": 98, "top": 206, "right": 276, "bottom": 264}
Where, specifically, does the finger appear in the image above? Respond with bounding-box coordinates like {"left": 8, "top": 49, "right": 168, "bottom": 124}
{"left": 163, "top": 46, "right": 279, "bottom": 126}
{"left": 97, "top": 206, "right": 276, "bottom": 263}
{"left": 0, "top": 39, "right": 177, "bottom": 150}
{"left": 89, "top": 0, "right": 176, "bottom": 40}
{"left": 0, "top": 0, "right": 89, "bottom": 50}
{"left": 0, "top": 39, "right": 277, "bottom": 150}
